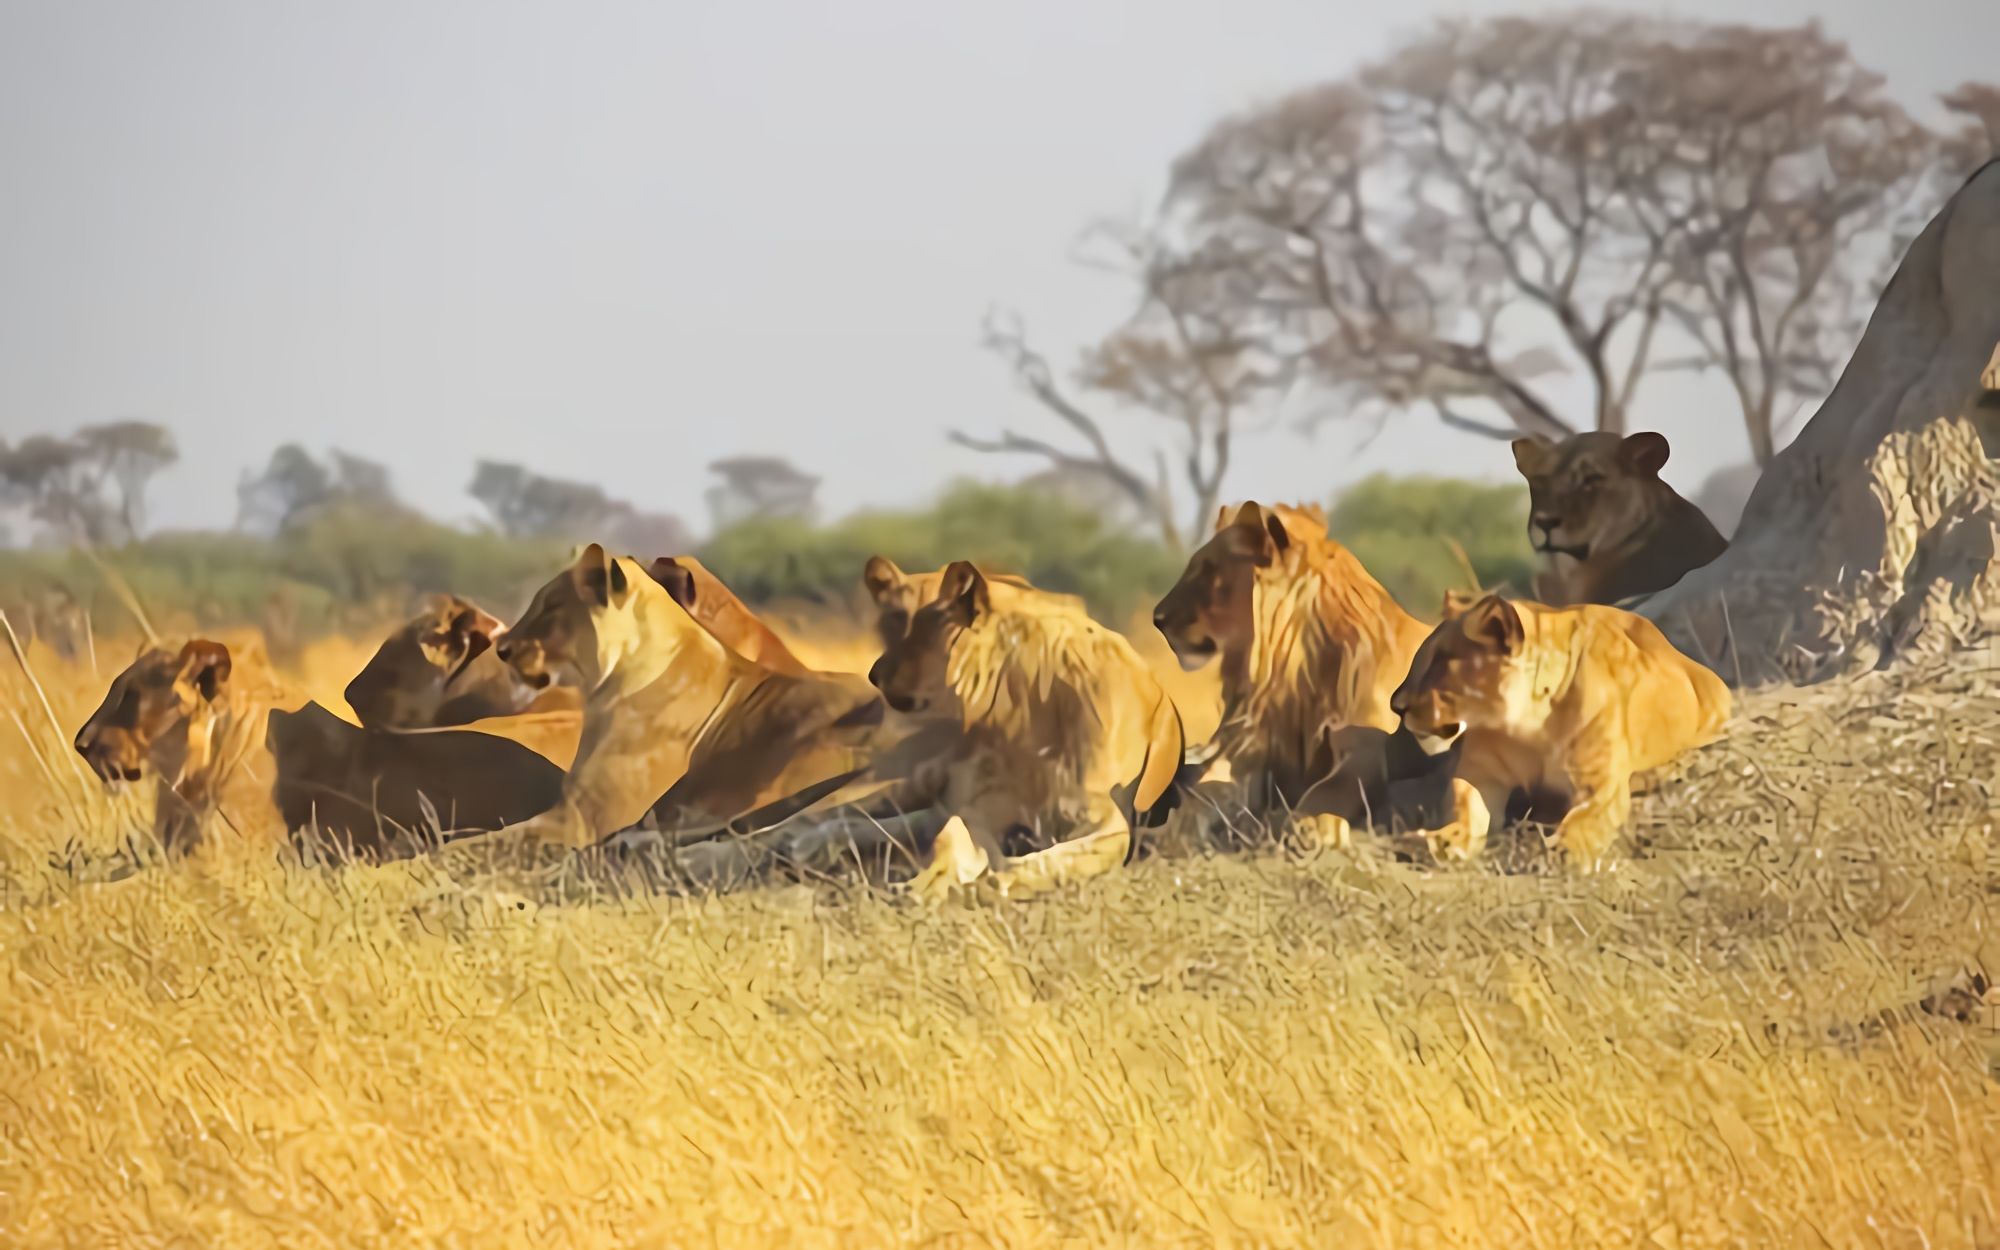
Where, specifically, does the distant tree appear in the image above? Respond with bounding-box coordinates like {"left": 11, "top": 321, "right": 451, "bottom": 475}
{"left": 73, "top": 421, "right": 178, "bottom": 538}
{"left": 237, "top": 445, "right": 407, "bottom": 536}
{"left": 960, "top": 224, "right": 1290, "bottom": 550}
{"left": 1158, "top": 15, "right": 1953, "bottom": 467}
{"left": 470, "top": 460, "right": 692, "bottom": 555}
{"left": 0, "top": 420, "right": 177, "bottom": 547}
{"left": 705, "top": 456, "right": 820, "bottom": 530}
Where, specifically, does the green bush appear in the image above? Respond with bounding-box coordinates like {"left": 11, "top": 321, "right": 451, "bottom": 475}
{"left": 699, "top": 481, "right": 1184, "bottom": 621}
{"left": 0, "top": 508, "right": 568, "bottom": 642}
{"left": 1327, "top": 474, "right": 1535, "bottom": 618}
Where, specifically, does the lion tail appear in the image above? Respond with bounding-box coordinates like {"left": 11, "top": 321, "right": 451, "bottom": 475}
{"left": 1131, "top": 691, "right": 1191, "bottom": 833}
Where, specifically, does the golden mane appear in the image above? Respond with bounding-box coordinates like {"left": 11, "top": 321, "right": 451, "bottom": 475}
{"left": 1214, "top": 519, "right": 1430, "bottom": 807}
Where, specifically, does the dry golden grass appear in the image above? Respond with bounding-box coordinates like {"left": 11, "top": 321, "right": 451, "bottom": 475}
{"left": 1, "top": 625, "right": 1996, "bottom": 1248}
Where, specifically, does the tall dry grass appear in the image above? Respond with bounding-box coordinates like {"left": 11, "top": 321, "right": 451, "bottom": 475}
{"left": 0, "top": 626, "right": 1994, "bottom": 1248}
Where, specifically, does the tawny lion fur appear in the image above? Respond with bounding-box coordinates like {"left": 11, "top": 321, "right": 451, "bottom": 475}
{"left": 1392, "top": 594, "right": 1731, "bottom": 870}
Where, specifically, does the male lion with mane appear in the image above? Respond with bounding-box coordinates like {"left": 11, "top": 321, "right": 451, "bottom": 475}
{"left": 1512, "top": 431, "right": 1727, "bottom": 605}
{"left": 1390, "top": 593, "right": 1731, "bottom": 871}
{"left": 868, "top": 561, "right": 1188, "bottom": 899}
{"left": 1152, "top": 501, "right": 1432, "bottom": 840}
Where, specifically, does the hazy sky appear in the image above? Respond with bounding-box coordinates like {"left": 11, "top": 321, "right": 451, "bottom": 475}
{"left": 0, "top": 0, "right": 1989, "bottom": 536}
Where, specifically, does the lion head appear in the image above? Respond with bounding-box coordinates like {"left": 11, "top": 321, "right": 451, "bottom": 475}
{"left": 867, "top": 560, "right": 986, "bottom": 716}
{"left": 345, "top": 596, "right": 518, "bottom": 729}
{"left": 1512, "top": 431, "right": 1675, "bottom": 565}
{"left": 497, "top": 543, "right": 640, "bottom": 691}
{"left": 1390, "top": 594, "right": 1526, "bottom": 756}
{"left": 1153, "top": 502, "right": 1328, "bottom": 672}
{"left": 74, "top": 640, "right": 234, "bottom": 784}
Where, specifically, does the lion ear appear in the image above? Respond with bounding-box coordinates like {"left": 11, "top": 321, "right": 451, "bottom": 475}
{"left": 938, "top": 561, "right": 989, "bottom": 624}
{"left": 1264, "top": 511, "right": 1291, "bottom": 556}
{"left": 1511, "top": 437, "right": 1558, "bottom": 475}
{"left": 1439, "top": 588, "right": 1478, "bottom": 620}
{"left": 1466, "top": 594, "right": 1524, "bottom": 653}
{"left": 861, "top": 555, "right": 904, "bottom": 603}
{"left": 572, "top": 543, "right": 630, "bottom": 609}
{"left": 1620, "top": 431, "right": 1670, "bottom": 476}
{"left": 174, "top": 640, "right": 233, "bottom": 703}
{"left": 649, "top": 557, "right": 697, "bottom": 612}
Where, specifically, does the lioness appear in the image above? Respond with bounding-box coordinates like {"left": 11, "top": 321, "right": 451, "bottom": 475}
{"left": 74, "top": 636, "right": 288, "bottom": 856}
{"left": 1390, "top": 593, "right": 1731, "bottom": 870}
{"left": 868, "top": 561, "right": 1188, "bottom": 898}
{"left": 345, "top": 596, "right": 572, "bottom": 730}
{"left": 1512, "top": 431, "right": 1728, "bottom": 605}
{"left": 1152, "top": 501, "right": 1431, "bottom": 822}
{"left": 495, "top": 544, "right": 909, "bottom": 847}
{"left": 267, "top": 701, "right": 565, "bottom": 860}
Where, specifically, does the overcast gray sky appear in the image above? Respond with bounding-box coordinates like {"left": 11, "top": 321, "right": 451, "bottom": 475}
{"left": 0, "top": 0, "right": 1988, "bottom": 535}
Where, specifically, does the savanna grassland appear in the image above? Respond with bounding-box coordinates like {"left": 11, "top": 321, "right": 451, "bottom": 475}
{"left": 1, "top": 621, "right": 1996, "bottom": 1249}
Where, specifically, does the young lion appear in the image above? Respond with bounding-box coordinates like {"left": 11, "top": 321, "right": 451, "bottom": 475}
{"left": 1152, "top": 501, "right": 1432, "bottom": 829}
{"left": 868, "top": 562, "right": 1188, "bottom": 898}
{"left": 1512, "top": 431, "right": 1728, "bottom": 605}
{"left": 1390, "top": 593, "right": 1732, "bottom": 870}
{"left": 74, "top": 636, "right": 289, "bottom": 856}
{"left": 495, "top": 544, "right": 905, "bottom": 848}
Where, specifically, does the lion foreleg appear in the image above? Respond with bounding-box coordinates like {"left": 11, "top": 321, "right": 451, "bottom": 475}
{"left": 991, "top": 800, "right": 1130, "bottom": 898}
{"left": 900, "top": 815, "right": 991, "bottom": 904}
{"left": 1552, "top": 731, "right": 1631, "bottom": 873}
{"left": 1423, "top": 776, "right": 1497, "bottom": 865}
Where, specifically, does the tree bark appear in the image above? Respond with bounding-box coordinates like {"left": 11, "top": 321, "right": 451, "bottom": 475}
{"left": 1640, "top": 160, "right": 2000, "bottom": 686}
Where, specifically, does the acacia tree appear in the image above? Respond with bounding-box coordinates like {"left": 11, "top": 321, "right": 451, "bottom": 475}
{"left": 959, "top": 225, "right": 1290, "bottom": 550}
{"left": 1160, "top": 15, "right": 1952, "bottom": 466}
{"left": 0, "top": 420, "right": 178, "bottom": 547}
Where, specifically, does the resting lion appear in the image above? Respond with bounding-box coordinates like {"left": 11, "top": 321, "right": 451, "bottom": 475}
{"left": 1389, "top": 593, "right": 1731, "bottom": 871}
{"left": 868, "top": 561, "right": 1187, "bottom": 898}
{"left": 74, "top": 636, "right": 290, "bottom": 856}
{"left": 1152, "top": 501, "right": 1431, "bottom": 829}
{"left": 1512, "top": 431, "right": 1727, "bottom": 605}
{"left": 266, "top": 701, "right": 565, "bottom": 860}
{"left": 495, "top": 544, "right": 907, "bottom": 848}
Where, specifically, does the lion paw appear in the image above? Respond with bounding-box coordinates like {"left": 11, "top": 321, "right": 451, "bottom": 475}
{"left": 1425, "top": 821, "right": 1486, "bottom": 866}
{"left": 1289, "top": 812, "right": 1352, "bottom": 853}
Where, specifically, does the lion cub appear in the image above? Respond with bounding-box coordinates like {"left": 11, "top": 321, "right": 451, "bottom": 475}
{"left": 1512, "top": 431, "right": 1728, "bottom": 605}
{"left": 868, "top": 561, "right": 1188, "bottom": 898}
{"left": 1390, "top": 593, "right": 1731, "bottom": 870}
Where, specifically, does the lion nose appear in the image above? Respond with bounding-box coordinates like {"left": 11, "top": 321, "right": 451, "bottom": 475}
{"left": 1151, "top": 608, "right": 1170, "bottom": 632}
{"left": 494, "top": 640, "right": 514, "bottom": 663}
{"left": 1530, "top": 513, "right": 1558, "bottom": 536}
{"left": 1389, "top": 687, "right": 1409, "bottom": 716}
{"left": 866, "top": 658, "right": 886, "bottom": 690}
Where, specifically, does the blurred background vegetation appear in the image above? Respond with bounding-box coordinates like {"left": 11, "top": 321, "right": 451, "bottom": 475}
{"left": 0, "top": 473, "right": 1530, "bottom": 654}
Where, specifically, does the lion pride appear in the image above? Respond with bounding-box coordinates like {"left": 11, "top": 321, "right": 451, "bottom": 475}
{"left": 868, "top": 561, "right": 1188, "bottom": 898}
{"left": 494, "top": 544, "right": 912, "bottom": 848}
{"left": 1152, "top": 501, "right": 1430, "bottom": 823}
{"left": 1390, "top": 593, "right": 1731, "bottom": 870}
{"left": 1512, "top": 431, "right": 1727, "bottom": 605}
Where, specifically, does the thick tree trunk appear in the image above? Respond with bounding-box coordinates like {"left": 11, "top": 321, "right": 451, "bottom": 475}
{"left": 1641, "top": 160, "right": 2000, "bottom": 686}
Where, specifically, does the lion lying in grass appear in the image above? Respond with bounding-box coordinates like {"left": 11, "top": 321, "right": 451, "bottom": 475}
{"left": 1391, "top": 593, "right": 1732, "bottom": 870}
{"left": 74, "top": 637, "right": 560, "bottom": 861}
{"left": 494, "top": 544, "right": 915, "bottom": 849}
{"left": 868, "top": 561, "right": 1188, "bottom": 898}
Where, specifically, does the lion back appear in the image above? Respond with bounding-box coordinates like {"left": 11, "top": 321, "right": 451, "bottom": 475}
{"left": 1601, "top": 608, "right": 1734, "bottom": 763}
